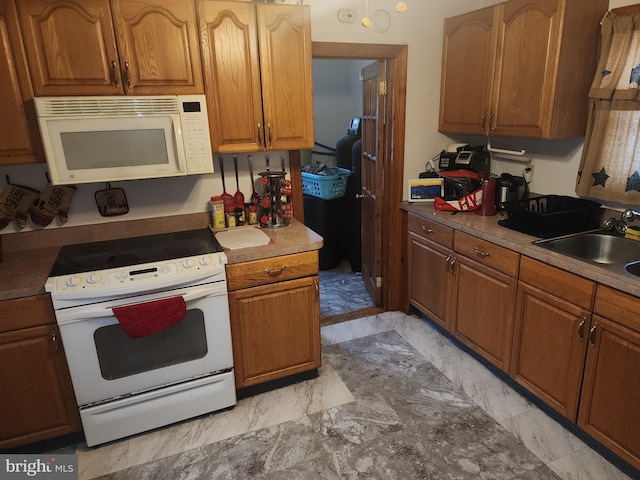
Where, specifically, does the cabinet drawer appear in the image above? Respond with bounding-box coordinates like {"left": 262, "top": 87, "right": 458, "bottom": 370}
{"left": 226, "top": 251, "right": 318, "bottom": 291}
{"left": 0, "top": 295, "right": 55, "bottom": 333}
{"left": 454, "top": 231, "right": 519, "bottom": 277}
{"left": 519, "top": 256, "right": 595, "bottom": 310}
{"left": 594, "top": 285, "right": 640, "bottom": 334}
{"left": 408, "top": 213, "right": 454, "bottom": 249}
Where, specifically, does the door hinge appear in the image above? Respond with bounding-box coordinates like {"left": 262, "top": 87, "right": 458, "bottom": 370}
{"left": 376, "top": 276, "right": 383, "bottom": 288}
{"left": 379, "top": 80, "right": 387, "bottom": 96}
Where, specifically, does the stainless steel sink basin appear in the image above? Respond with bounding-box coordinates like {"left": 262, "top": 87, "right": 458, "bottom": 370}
{"left": 534, "top": 231, "right": 640, "bottom": 278}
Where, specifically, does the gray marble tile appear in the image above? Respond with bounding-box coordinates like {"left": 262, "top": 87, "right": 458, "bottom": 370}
{"left": 222, "top": 416, "right": 325, "bottom": 479}
{"left": 93, "top": 442, "right": 233, "bottom": 480}
{"left": 72, "top": 314, "right": 635, "bottom": 480}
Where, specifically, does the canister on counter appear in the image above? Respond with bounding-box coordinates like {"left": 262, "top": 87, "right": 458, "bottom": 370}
{"left": 225, "top": 206, "right": 236, "bottom": 227}
{"left": 210, "top": 196, "right": 226, "bottom": 229}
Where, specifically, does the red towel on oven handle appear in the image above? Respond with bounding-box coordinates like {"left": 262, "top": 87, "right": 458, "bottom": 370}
{"left": 112, "top": 296, "right": 187, "bottom": 338}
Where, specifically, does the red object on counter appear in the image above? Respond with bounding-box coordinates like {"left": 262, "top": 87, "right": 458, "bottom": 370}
{"left": 113, "top": 296, "right": 186, "bottom": 338}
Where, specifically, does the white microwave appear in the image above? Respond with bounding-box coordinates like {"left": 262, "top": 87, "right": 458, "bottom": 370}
{"left": 34, "top": 95, "right": 214, "bottom": 185}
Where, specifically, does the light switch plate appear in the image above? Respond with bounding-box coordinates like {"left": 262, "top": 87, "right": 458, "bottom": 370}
{"left": 337, "top": 8, "right": 357, "bottom": 23}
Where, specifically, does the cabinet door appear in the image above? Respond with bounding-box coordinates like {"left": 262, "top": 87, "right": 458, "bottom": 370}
{"left": 111, "top": 0, "right": 203, "bottom": 95}
{"left": 0, "top": 325, "right": 81, "bottom": 448}
{"left": 439, "top": 6, "right": 496, "bottom": 135}
{"left": 228, "top": 276, "right": 321, "bottom": 389}
{"left": 257, "top": 4, "right": 314, "bottom": 151}
{"left": 0, "top": 0, "right": 42, "bottom": 164}
{"left": 407, "top": 232, "right": 453, "bottom": 332}
{"left": 199, "top": 0, "right": 264, "bottom": 153}
{"left": 17, "top": 0, "right": 122, "bottom": 95}
{"left": 511, "top": 283, "right": 590, "bottom": 421}
{"left": 578, "top": 316, "right": 640, "bottom": 471}
{"left": 490, "top": 0, "right": 562, "bottom": 137}
{"left": 451, "top": 255, "right": 516, "bottom": 372}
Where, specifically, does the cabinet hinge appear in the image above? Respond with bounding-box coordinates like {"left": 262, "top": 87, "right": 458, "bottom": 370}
{"left": 376, "top": 276, "right": 383, "bottom": 288}
{"left": 379, "top": 80, "right": 387, "bottom": 96}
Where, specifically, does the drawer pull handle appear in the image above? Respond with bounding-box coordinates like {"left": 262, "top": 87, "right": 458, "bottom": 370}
{"left": 422, "top": 225, "right": 434, "bottom": 233}
{"left": 473, "top": 246, "right": 491, "bottom": 257}
{"left": 264, "top": 266, "right": 287, "bottom": 276}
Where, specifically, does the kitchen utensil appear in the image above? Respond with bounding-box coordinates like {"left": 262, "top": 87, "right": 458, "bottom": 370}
{"left": 248, "top": 155, "right": 260, "bottom": 206}
{"left": 281, "top": 155, "right": 286, "bottom": 172}
{"left": 218, "top": 156, "right": 234, "bottom": 210}
{"left": 232, "top": 155, "right": 244, "bottom": 209}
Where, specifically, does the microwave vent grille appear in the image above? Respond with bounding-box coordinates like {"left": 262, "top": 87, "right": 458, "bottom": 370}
{"left": 35, "top": 96, "right": 180, "bottom": 117}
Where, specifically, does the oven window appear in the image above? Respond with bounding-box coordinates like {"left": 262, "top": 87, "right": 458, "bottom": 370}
{"left": 94, "top": 310, "right": 208, "bottom": 380}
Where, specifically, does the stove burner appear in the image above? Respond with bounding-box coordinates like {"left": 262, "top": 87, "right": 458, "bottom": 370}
{"left": 49, "top": 228, "right": 223, "bottom": 277}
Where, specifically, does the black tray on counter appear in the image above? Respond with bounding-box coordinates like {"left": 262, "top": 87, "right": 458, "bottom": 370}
{"left": 498, "top": 195, "right": 602, "bottom": 238}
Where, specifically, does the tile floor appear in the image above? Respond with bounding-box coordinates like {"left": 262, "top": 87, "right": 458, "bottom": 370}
{"left": 72, "top": 312, "right": 635, "bottom": 480}
{"left": 318, "top": 261, "right": 374, "bottom": 319}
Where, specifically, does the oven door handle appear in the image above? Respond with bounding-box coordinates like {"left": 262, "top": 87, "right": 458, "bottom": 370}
{"left": 55, "top": 282, "right": 228, "bottom": 324}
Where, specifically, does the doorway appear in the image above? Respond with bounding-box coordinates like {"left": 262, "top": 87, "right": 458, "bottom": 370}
{"left": 311, "top": 42, "right": 408, "bottom": 323}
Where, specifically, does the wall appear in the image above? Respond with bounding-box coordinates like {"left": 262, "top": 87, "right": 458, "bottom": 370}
{"left": 309, "top": 0, "right": 636, "bottom": 207}
{"left": 0, "top": 0, "right": 633, "bottom": 236}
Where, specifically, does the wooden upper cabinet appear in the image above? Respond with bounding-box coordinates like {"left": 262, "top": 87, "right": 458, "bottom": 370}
{"left": 439, "top": 6, "right": 496, "bottom": 136}
{"left": 439, "top": 0, "right": 609, "bottom": 138}
{"left": 198, "top": 1, "right": 314, "bottom": 153}
{"left": 17, "top": 0, "right": 203, "bottom": 96}
{"left": 110, "top": 0, "right": 203, "bottom": 95}
{"left": 256, "top": 3, "right": 314, "bottom": 151}
{"left": 198, "top": 1, "right": 264, "bottom": 153}
{"left": 0, "top": 0, "right": 43, "bottom": 164}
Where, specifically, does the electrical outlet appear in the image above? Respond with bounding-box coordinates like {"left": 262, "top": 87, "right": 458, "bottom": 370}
{"left": 524, "top": 164, "right": 535, "bottom": 183}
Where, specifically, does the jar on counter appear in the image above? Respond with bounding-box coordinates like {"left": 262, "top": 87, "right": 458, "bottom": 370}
{"left": 247, "top": 204, "right": 258, "bottom": 225}
{"left": 235, "top": 207, "right": 245, "bottom": 226}
{"left": 210, "top": 196, "right": 226, "bottom": 229}
{"left": 225, "top": 206, "right": 236, "bottom": 228}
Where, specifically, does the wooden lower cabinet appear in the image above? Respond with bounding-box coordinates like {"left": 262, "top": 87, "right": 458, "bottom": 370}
{"left": 579, "top": 315, "right": 640, "bottom": 471}
{"left": 226, "top": 251, "right": 321, "bottom": 389}
{"left": 511, "top": 257, "right": 595, "bottom": 421}
{"left": 451, "top": 232, "right": 519, "bottom": 372}
{"left": 406, "top": 213, "right": 455, "bottom": 331}
{"left": 0, "top": 295, "right": 81, "bottom": 448}
{"left": 228, "top": 276, "right": 320, "bottom": 388}
{"left": 452, "top": 255, "right": 516, "bottom": 372}
{"left": 407, "top": 232, "right": 453, "bottom": 331}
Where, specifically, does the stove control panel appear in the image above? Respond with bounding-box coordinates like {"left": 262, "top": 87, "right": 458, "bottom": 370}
{"left": 47, "top": 253, "right": 226, "bottom": 297}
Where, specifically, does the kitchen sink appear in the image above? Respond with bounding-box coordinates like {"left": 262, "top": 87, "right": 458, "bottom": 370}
{"left": 534, "top": 231, "right": 640, "bottom": 277}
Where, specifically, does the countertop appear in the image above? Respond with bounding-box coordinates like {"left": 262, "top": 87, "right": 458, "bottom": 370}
{"left": 0, "top": 215, "right": 322, "bottom": 302}
{"left": 402, "top": 202, "right": 640, "bottom": 299}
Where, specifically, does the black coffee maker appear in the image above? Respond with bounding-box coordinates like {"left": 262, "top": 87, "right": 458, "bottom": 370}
{"left": 437, "top": 145, "right": 490, "bottom": 178}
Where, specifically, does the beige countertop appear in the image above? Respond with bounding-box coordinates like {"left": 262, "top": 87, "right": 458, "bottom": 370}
{"left": 0, "top": 215, "right": 322, "bottom": 302}
{"left": 402, "top": 202, "right": 640, "bottom": 299}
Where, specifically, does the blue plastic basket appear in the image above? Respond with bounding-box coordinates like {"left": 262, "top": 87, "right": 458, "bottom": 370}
{"left": 301, "top": 168, "right": 351, "bottom": 200}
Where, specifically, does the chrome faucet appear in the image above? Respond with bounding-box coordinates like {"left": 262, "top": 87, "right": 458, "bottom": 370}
{"left": 604, "top": 209, "right": 640, "bottom": 236}
{"left": 621, "top": 209, "right": 640, "bottom": 223}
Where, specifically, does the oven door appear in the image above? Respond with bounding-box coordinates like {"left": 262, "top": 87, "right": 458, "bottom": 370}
{"left": 55, "top": 280, "right": 232, "bottom": 406}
